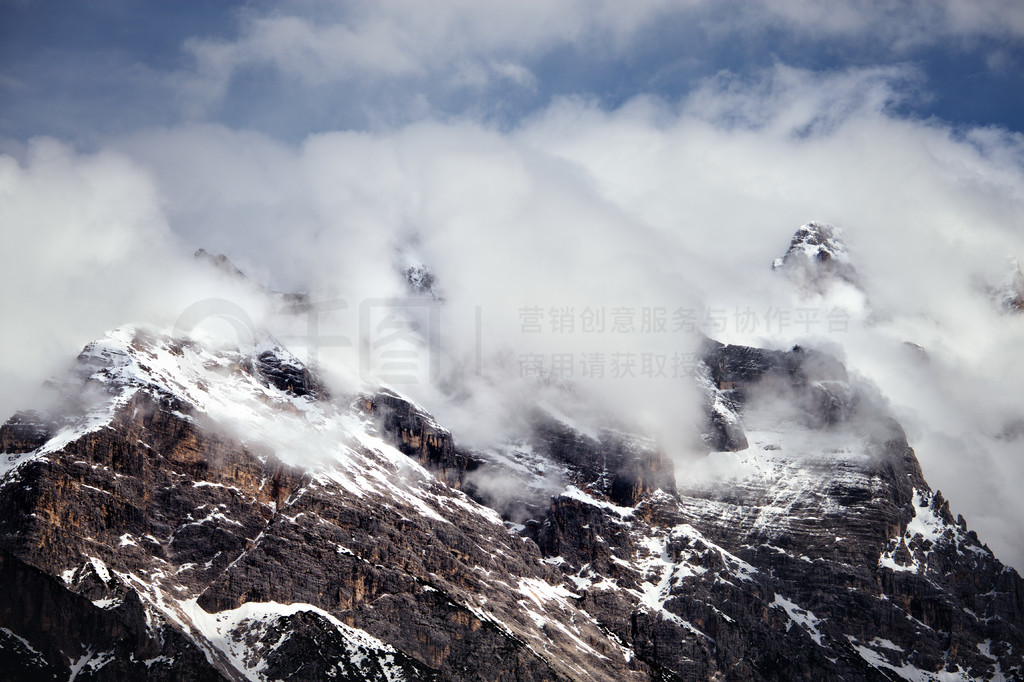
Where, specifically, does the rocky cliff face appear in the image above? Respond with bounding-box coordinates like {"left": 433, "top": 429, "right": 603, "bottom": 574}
{"left": 1, "top": 323, "right": 1022, "bottom": 681}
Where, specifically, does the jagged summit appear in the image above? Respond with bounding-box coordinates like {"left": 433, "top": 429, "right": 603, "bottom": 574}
{"left": 773, "top": 221, "right": 860, "bottom": 294}
{"left": 2, "top": 322, "right": 1021, "bottom": 680}
{"left": 194, "top": 249, "right": 311, "bottom": 312}
{"left": 773, "top": 221, "right": 849, "bottom": 269}
{"left": 393, "top": 236, "right": 443, "bottom": 300}
{"left": 992, "top": 256, "right": 1024, "bottom": 313}
{"left": 403, "top": 264, "right": 439, "bottom": 298}
{"left": 194, "top": 248, "right": 248, "bottom": 281}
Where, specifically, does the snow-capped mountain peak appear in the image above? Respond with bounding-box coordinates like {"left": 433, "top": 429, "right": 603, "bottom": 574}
{"left": 2, "top": 318, "right": 1021, "bottom": 680}
{"left": 773, "top": 221, "right": 861, "bottom": 296}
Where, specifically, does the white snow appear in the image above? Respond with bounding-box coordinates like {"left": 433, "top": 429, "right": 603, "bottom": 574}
{"left": 517, "top": 577, "right": 580, "bottom": 608}
{"left": 68, "top": 649, "right": 115, "bottom": 681}
{"left": 879, "top": 542, "right": 921, "bottom": 573}
{"left": 91, "top": 597, "right": 123, "bottom": 609}
{"left": 906, "top": 489, "right": 944, "bottom": 544}
{"left": 878, "top": 488, "right": 990, "bottom": 575}
{"left": 561, "top": 485, "right": 635, "bottom": 518}
{"left": 771, "top": 594, "right": 825, "bottom": 646}
{"left": 849, "top": 635, "right": 974, "bottom": 681}
{"left": 88, "top": 556, "right": 112, "bottom": 584}
{"left": 0, "top": 450, "right": 45, "bottom": 480}
{"left": 0, "top": 627, "right": 43, "bottom": 657}
{"left": 630, "top": 523, "right": 752, "bottom": 631}
{"left": 176, "top": 599, "right": 409, "bottom": 682}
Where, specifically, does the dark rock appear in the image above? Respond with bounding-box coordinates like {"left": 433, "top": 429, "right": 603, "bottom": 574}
{"left": 361, "top": 388, "right": 480, "bottom": 489}
{"left": 0, "top": 411, "right": 53, "bottom": 454}
{"left": 528, "top": 413, "right": 677, "bottom": 507}
{"left": 1, "top": 329, "right": 1022, "bottom": 681}
{"left": 256, "top": 349, "right": 327, "bottom": 399}
{"left": 404, "top": 265, "right": 440, "bottom": 299}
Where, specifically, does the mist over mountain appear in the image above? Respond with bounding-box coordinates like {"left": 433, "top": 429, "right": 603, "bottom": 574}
{"left": 1, "top": 226, "right": 1023, "bottom": 679}
{"left": 3, "top": 2, "right": 1024, "bottom": 679}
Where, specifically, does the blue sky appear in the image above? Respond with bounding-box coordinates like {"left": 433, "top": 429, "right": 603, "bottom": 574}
{"left": 2, "top": 0, "right": 1023, "bottom": 146}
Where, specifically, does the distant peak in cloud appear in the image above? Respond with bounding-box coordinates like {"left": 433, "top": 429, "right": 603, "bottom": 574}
{"left": 194, "top": 247, "right": 247, "bottom": 281}
{"left": 990, "top": 256, "right": 1024, "bottom": 314}
{"left": 772, "top": 222, "right": 861, "bottom": 299}
{"left": 403, "top": 264, "right": 441, "bottom": 300}
{"left": 193, "top": 247, "right": 312, "bottom": 314}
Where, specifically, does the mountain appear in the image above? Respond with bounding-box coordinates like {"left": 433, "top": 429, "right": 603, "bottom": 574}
{"left": 193, "top": 249, "right": 312, "bottom": 313}
{"left": 1, "top": 323, "right": 1021, "bottom": 681}
{"left": 991, "top": 258, "right": 1024, "bottom": 314}
{"left": 2, "top": 224, "right": 1023, "bottom": 681}
{"left": 772, "top": 222, "right": 860, "bottom": 296}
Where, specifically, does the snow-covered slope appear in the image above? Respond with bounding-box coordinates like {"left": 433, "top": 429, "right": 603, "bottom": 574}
{"left": 0, "top": 327, "right": 643, "bottom": 680}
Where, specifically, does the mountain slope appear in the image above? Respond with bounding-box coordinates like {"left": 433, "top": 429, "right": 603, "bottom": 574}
{"left": 0, "top": 325, "right": 1021, "bottom": 681}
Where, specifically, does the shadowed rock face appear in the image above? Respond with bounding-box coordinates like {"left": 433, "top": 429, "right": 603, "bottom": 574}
{"left": 255, "top": 350, "right": 327, "bottom": 399}
{"left": 0, "top": 411, "right": 53, "bottom": 454}
{"left": 361, "top": 388, "right": 480, "bottom": 490}
{"left": 1, "top": 328, "right": 1022, "bottom": 681}
{"left": 527, "top": 415, "right": 677, "bottom": 509}
{"left": 698, "top": 337, "right": 855, "bottom": 452}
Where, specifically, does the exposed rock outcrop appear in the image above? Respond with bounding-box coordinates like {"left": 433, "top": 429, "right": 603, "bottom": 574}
{"left": 0, "top": 327, "right": 1021, "bottom": 681}
{"left": 361, "top": 388, "right": 479, "bottom": 489}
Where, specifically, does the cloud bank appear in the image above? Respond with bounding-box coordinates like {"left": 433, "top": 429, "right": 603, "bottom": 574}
{"left": 175, "top": 0, "right": 1024, "bottom": 115}
{"left": 2, "top": 3, "right": 1023, "bottom": 570}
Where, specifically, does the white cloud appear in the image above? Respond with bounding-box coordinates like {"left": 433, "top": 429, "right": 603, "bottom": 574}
{"left": 516, "top": 66, "right": 1024, "bottom": 568}
{"left": 173, "top": 0, "right": 1024, "bottom": 114}
{"left": 6, "top": 60, "right": 1024, "bottom": 569}
{"left": 722, "top": 0, "right": 1024, "bottom": 49}
{"left": 176, "top": 0, "right": 661, "bottom": 111}
{"left": 0, "top": 139, "right": 162, "bottom": 415}
{"left": 0, "top": 137, "right": 271, "bottom": 420}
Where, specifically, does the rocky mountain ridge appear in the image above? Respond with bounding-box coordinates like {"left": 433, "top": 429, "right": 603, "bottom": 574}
{"left": 1, "top": 321, "right": 1021, "bottom": 681}
{"left": 2, "top": 222, "right": 1023, "bottom": 680}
